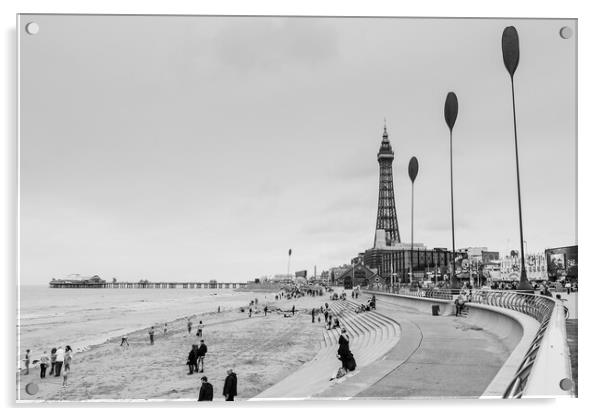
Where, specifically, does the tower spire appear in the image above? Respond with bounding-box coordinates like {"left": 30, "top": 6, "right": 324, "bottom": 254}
{"left": 374, "top": 123, "right": 400, "bottom": 247}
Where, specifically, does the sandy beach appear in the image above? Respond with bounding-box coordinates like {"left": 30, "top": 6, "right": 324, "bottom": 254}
{"left": 17, "top": 292, "right": 331, "bottom": 401}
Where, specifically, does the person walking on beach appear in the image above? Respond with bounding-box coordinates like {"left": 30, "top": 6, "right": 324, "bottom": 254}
{"left": 264, "top": 305, "right": 268, "bottom": 316}
{"left": 23, "top": 349, "right": 30, "bottom": 375}
{"left": 49, "top": 348, "right": 57, "bottom": 376}
{"left": 311, "top": 308, "right": 315, "bottom": 323}
{"left": 291, "top": 305, "right": 295, "bottom": 316}
{"left": 198, "top": 339, "right": 207, "bottom": 373}
{"left": 248, "top": 308, "right": 252, "bottom": 318}
{"left": 54, "top": 346, "right": 65, "bottom": 377}
{"left": 40, "top": 351, "right": 49, "bottom": 379}
{"left": 218, "top": 306, "right": 220, "bottom": 313}
{"left": 223, "top": 369, "right": 237, "bottom": 401}
{"left": 187, "top": 319, "right": 192, "bottom": 334}
{"left": 164, "top": 323, "right": 168, "bottom": 336}
{"left": 64, "top": 346, "right": 72, "bottom": 372}
{"left": 198, "top": 376, "right": 214, "bottom": 401}
{"left": 197, "top": 321, "right": 204, "bottom": 337}
{"left": 187, "top": 345, "right": 197, "bottom": 375}
{"left": 149, "top": 327, "right": 155, "bottom": 345}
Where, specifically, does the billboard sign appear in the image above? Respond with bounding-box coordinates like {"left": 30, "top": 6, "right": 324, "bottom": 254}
{"left": 545, "top": 245, "right": 578, "bottom": 282}
{"left": 295, "top": 270, "right": 308, "bottom": 278}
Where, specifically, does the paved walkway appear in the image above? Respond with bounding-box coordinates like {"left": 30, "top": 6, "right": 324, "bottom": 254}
{"left": 352, "top": 296, "right": 511, "bottom": 399}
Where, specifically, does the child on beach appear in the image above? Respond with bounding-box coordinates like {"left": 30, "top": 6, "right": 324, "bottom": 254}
{"left": 62, "top": 367, "right": 69, "bottom": 387}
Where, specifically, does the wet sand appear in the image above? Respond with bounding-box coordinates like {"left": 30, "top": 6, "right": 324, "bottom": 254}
{"left": 17, "top": 293, "right": 330, "bottom": 401}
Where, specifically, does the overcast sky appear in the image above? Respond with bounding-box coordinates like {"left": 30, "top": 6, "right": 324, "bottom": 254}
{"left": 19, "top": 15, "right": 576, "bottom": 284}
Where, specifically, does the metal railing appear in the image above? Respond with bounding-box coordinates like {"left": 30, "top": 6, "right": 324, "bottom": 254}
{"left": 365, "top": 286, "right": 571, "bottom": 398}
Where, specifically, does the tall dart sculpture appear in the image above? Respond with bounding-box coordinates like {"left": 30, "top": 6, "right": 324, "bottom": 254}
{"left": 501, "top": 26, "right": 533, "bottom": 292}
{"left": 408, "top": 156, "right": 419, "bottom": 284}
{"left": 444, "top": 92, "right": 460, "bottom": 290}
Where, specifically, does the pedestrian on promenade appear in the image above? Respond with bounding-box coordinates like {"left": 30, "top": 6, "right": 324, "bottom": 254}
{"left": 55, "top": 346, "right": 65, "bottom": 377}
{"left": 40, "top": 351, "right": 49, "bottom": 379}
{"left": 64, "top": 346, "right": 72, "bottom": 372}
{"left": 49, "top": 348, "right": 57, "bottom": 376}
{"left": 223, "top": 369, "right": 237, "bottom": 401}
{"left": 198, "top": 339, "right": 207, "bottom": 373}
{"left": 149, "top": 327, "right": 155, "bottom": 345}
{"left": 455, "top": 294, "right": 466, "bottom": 317}
{"left": 187, "top": 345, "right": 197, "bottom": 375}
{"left": 187, "top": 319, "right": 192, "bottom": 334}
{"left": 198, "top": 376, "right": 213, "bottom": 401}
{"left": 337, "top": 328, "right": 356, "bottom": 373}
{"left": 23, "top": 349, "right": 30, "bottom": 375}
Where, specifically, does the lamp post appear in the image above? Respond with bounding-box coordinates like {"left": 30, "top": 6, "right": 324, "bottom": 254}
{"left": 444, "top": 92, "right": 460, "bottom": 290}
{"left": 408, "top": 156, "right": 419, "bottom": 286}
{"left": 287, "top": 249, "right": 292, "bottom": 281}
{"left": 501, "top": 26, "right": 533, "bottom": 292}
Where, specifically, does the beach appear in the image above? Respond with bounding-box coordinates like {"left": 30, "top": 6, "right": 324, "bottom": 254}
{"left": 17, "top": 290, "right": 329, "bottom": 401}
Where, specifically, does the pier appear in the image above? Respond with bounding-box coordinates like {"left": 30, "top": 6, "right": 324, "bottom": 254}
{"left": 49, "top": 281, "right": 248, "bottom": 289}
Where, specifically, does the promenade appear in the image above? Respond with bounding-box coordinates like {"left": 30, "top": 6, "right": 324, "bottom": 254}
{"left": 253, "top": 290, "right": 513, "bottom": 400}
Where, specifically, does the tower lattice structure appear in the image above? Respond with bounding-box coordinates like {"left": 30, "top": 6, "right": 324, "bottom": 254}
{"left": 374, "top": 125, "right": 401, "bottom": 247}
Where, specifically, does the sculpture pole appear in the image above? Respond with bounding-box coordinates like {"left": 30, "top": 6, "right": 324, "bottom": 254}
{"left": 444, "top": 92, "right": 460, "bottom": 290}
{"left": 502, "top": 26, "right": 533, "bottom": 292}
{"left": 408, "top": 157, "right": 419, "bottom": 285}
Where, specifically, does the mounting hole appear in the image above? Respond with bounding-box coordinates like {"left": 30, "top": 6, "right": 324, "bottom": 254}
{"left": 559, "top": 26, "right": 573, "bottom": 39}
{"left": 25, "top": 382, "right": 39, "bottom": 395}
{"left": 559, "top": 378, "right": 574, "bottom": 391}
{"left": 25, "top": 22, "right": 40, "bottom": 35}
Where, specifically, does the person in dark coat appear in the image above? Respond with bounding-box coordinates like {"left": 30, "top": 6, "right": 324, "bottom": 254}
{"left": 187, "top": 345, "right": 197, "bottom": 375}
{"left": 198, "top": 376, "right": 213, "bottom": 401}
{"left": 197, "top": 340, "right": 207, "bottom": 373}
{"left": 337, "top": 329, "right": 356, "bottom": 372}
{"left": 223, "top": 369, "right": 237, "bottom": 401}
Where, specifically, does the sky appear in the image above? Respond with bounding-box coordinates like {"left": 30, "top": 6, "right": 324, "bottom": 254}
{"left": 19, "top": 15, "right": 576, "bottom": 284}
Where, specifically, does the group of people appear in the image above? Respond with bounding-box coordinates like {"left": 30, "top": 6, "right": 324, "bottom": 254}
{"left": 197, "top": 369, "right": 238, "bottom": 401}
{"left": 23, "top": 345, "right": 73, "bottom": 387}
{"left": 187, "top": 339, "right": 208, "bottom": 374}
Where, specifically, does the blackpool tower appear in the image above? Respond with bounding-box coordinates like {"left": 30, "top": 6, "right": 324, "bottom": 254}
{"left": 374, "top": 124, "right": 401, "bottom": 247}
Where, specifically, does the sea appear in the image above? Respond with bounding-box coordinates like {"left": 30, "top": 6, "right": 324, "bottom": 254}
{"left": 17, "top": 285, "right": 267, "bottom": 367}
